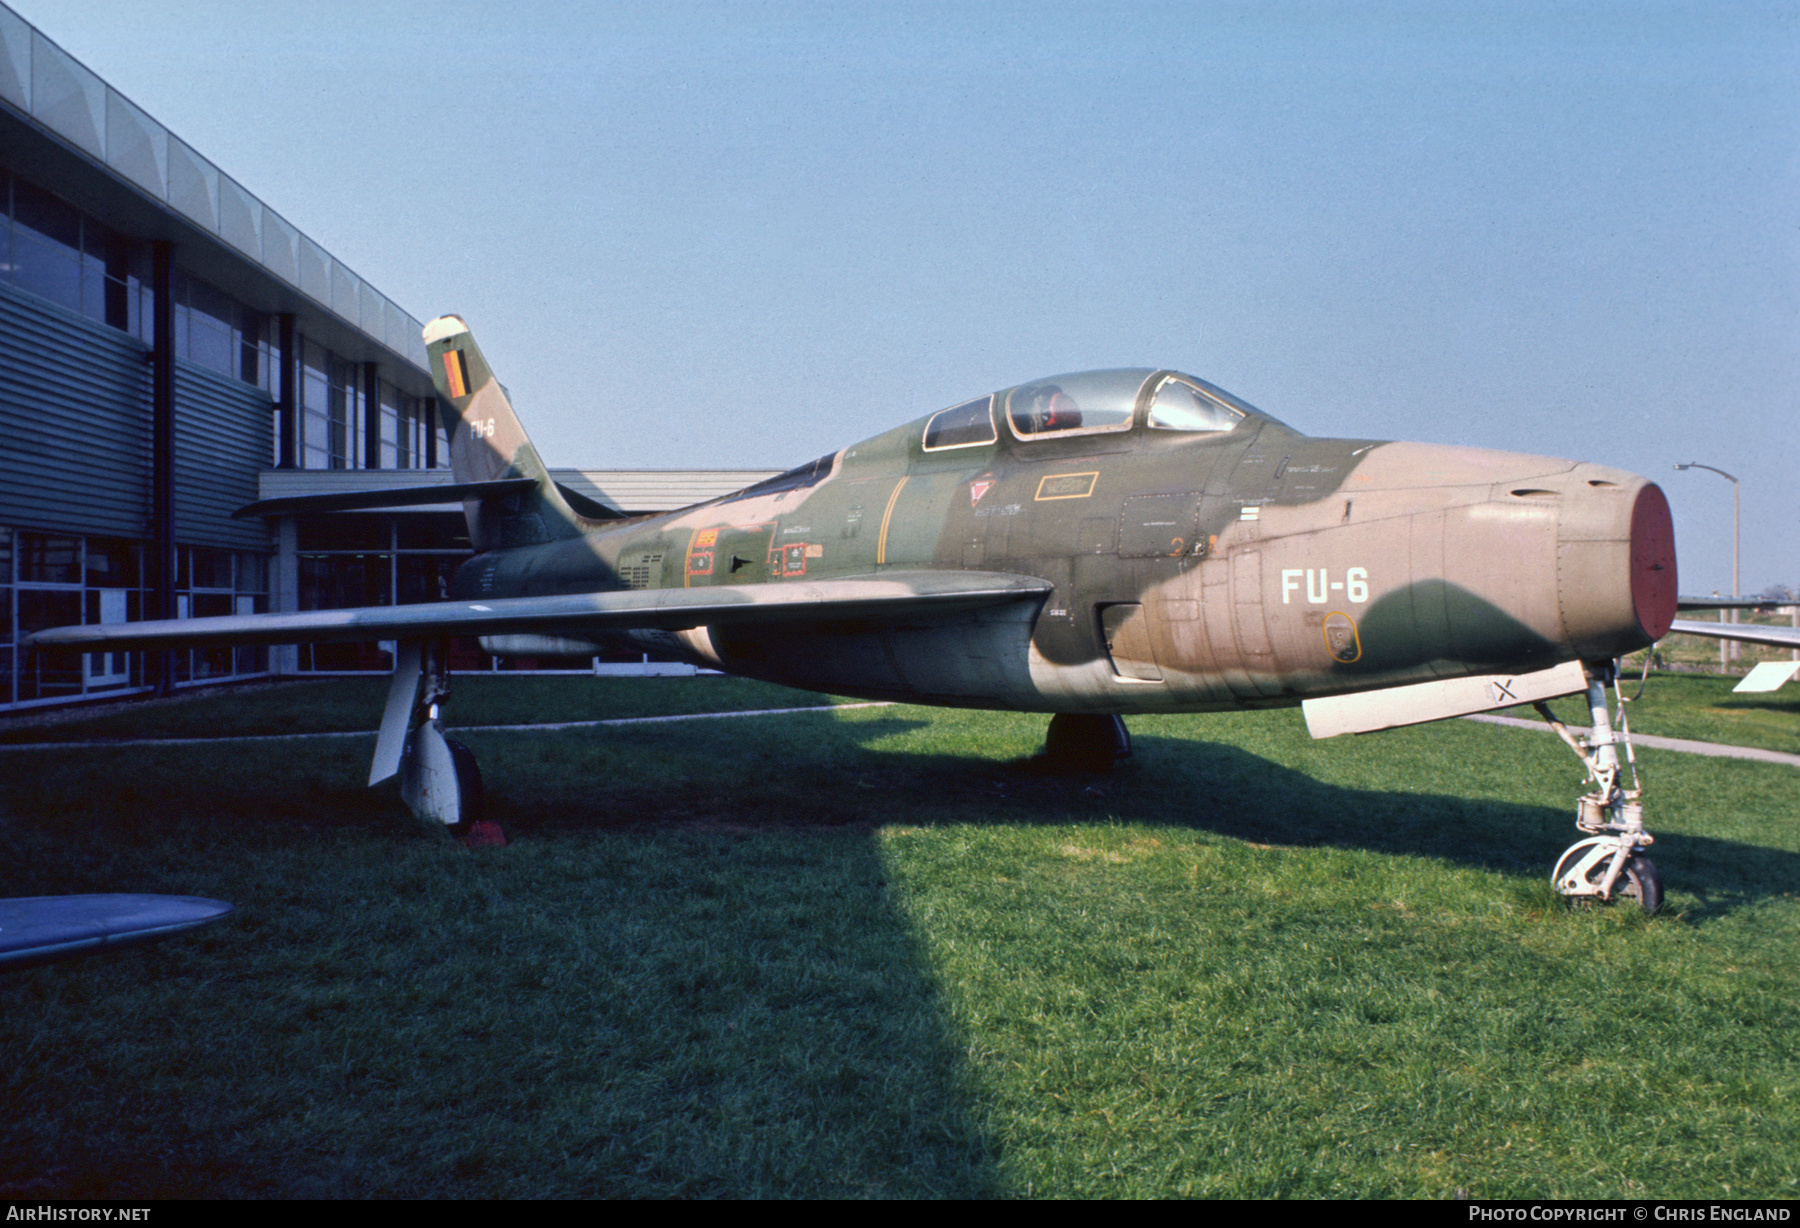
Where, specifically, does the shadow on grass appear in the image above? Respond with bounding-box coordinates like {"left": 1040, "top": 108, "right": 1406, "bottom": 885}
{"left": 1108, "top": 734, "right": 1800, "bottom": 922}
{"left": 1704, "top": 695, "right": 1800, "bottom": 717}
{"left": 424, "top": 707, "right": 1800, "bottom": 935}
{"left": 0, "top": 732, "right": 1002, "bottom": 1198}
{"left": 489, "top": 707, "right": 1800, "bottom": 922}
{"left": 1, "top": 698, "right": 1792, "bottom": 1195}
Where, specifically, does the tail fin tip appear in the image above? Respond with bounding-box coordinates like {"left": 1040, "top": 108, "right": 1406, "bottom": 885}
{"left": 418, "top": 311, "right": 587, "bottom": 550}
{"left": 423, "top": 314, "right": 468, "bottom": 345}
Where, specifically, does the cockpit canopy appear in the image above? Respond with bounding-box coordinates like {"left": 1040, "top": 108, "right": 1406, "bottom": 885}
{"left": 922, "top": 368, "right": 1260, "bottom": 452}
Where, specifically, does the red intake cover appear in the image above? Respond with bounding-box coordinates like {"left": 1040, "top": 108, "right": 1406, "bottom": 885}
{"left": 1631, "top": 484, "right": 1678, "bottom": 640}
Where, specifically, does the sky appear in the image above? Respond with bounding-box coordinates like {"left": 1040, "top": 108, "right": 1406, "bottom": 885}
{"left": 16, "top": 0, "right": 1798, "bottom": 595}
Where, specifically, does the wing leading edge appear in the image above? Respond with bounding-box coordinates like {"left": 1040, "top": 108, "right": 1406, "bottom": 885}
{"left": 0, "top": 895, "right": 235, "bottom": 971}
{"left": 24, "top": 571, "right": 1053, "bottom": 652}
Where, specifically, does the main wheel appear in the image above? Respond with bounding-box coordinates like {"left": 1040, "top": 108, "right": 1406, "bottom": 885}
{"left": 1044, "top": 713, "right": 1131, "bottom": 773}
{"left": 446, "top": 738, "right": 484, "bottom": 830}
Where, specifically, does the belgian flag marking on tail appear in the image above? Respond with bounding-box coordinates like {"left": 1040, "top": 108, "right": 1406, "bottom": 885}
{"left": 442, "top": 349, "right": 470, "bottom": 399}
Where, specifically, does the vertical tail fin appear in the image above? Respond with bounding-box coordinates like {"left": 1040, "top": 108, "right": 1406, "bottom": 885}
{"left": 423, "top": 314, "right": 585, "bottom": 552}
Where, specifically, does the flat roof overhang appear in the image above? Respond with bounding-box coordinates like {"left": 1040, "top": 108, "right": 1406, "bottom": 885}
{"left": 254, "top": 469, "right": 784, "bottom": 519}
{"left": 0, "top": 91, "right": 434, "bottom": 399}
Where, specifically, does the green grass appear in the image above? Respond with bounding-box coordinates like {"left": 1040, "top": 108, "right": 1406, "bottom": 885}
{"left": 1502, "top": 669, "right": 1800, "bottom": 756}
{"left": 0, "top": 678, "right": 1795, "bottom": 1197}
{"left": 1593, "top": 671, "right": 1800, "bottom": 756}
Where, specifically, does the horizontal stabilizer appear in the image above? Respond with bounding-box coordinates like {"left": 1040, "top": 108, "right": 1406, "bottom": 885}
{"left": 235, "top": 478, "right": 540, "bottom": 518}
{"left": 1667, "top": 618, "right": 1800, "bottom": 650}
{"left": 25, "top": 571, "right": 1052, "bottom": 652}
{"left": 553, "top": 482, "right": 629, "bottom": 520}
{"left": 1302, "top": 660, "right": 1588, "bottom": 739}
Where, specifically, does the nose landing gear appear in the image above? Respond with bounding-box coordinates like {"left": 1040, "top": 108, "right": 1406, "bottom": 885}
{"left": 1537, "top": 663, "right": 1660, "bottom": 914}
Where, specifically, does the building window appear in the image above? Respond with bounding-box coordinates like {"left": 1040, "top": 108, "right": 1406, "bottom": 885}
{"left": 0, "top": 171, "right": 279, "bottom": 387}
{"left": 177, "top": 546, "right": 266, "bottom": 681}
{"left": 10, "top": 531, "right": 120, "bottom": 704}
{"left": 173, "top": 271, "right": 270, "bottom": 388}
{"left": 375, "top": 380, "right": 434, "bottom": 470}
{"left": 299, "top": 338, "right": 363, "bottom": 470}
{"left": 0, "top": 529, "right": 10, "bottom": 707}
{"left": 0, "top": 171, "right": 153, "bottom": 340}
{"left": 294, "top": 513, "right": 471, "bottom": 671}
{"left": 0, "top": 528, "right": 272, "bottom": 709}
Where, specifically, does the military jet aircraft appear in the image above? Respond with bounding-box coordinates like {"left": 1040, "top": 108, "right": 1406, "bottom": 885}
{"left": 30, "top": 316, "right": 1683, "bottom": 910}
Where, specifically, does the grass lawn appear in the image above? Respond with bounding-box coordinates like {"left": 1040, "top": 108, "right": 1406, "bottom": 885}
{"left": 0, "top": 676, "right": 1794, "bottom": 1198}
{"left": 1577, "top": 670, "right": 1800, "bottom": 756}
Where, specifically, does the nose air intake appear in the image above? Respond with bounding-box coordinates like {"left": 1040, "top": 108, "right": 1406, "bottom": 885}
{"left": 1629, "top": 484, "right": 1678, "bottom": 642}
{"left": 1557, "top": 476, "right": 1677, "bottom": 659}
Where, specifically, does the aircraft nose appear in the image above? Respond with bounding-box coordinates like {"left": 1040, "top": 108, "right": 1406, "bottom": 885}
{"left": 1555, "top": 469, "right": 1677, "bottom": 659}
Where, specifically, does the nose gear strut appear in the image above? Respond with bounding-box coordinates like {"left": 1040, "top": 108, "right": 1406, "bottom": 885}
{"left": 1537, "top": 662, "right": 1661, "bottom": 914}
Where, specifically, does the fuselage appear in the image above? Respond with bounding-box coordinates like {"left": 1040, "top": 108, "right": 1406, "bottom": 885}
{"left": 455, "top": 369, "right": 1677, "bottom": 714}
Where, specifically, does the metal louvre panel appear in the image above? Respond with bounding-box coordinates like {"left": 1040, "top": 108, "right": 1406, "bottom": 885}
{"left": 172, "top": 359, "right": 272, "bottom": 552}
{"left": 0, "top": 279, "right": 150, "bottom": 536}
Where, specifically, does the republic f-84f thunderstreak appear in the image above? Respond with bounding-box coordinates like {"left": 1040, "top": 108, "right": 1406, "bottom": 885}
{"left": 31, "top": 316, "right": 1682, "bottom": 910}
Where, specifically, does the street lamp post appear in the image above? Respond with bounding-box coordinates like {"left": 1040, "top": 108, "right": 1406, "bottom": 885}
{"left": 1674, "top": 462, "right": 1740, "bottom": 669}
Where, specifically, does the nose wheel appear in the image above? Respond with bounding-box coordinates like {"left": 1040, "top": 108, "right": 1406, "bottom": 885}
{"left": 1537, "top": 663, "right": 1661, "bottom": 915}
{"left": 1552, "top": 841, "right": 1662, "bottom": 914}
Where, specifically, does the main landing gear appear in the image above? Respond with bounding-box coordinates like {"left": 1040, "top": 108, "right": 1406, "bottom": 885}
{"left": 372, "top": 640, "right": 498, "bottom": 844}
{"left": 1043, "top": 713, "right": 1133, "bottom": 773}
{"left": 1537, "top": 662, "right": 1660, "bottom": 915}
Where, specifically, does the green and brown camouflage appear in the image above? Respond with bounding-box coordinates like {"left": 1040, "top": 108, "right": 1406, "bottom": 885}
{"left": 23, "top": 313, "right": 1689, "bottom": 887}
{"left": 35, "top": 314, "right": 1677, "bottom": 726}
{"left": 420, "top": 315, "right": 1679, "bottom": 717}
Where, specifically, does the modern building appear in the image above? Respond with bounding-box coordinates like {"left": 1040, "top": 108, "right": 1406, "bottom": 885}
{"left": 0, "top": 4, "right": 771, "bottom": 710}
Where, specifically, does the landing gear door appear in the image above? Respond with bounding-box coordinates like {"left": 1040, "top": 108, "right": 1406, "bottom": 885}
{"left": 1099, "top": 602, "right": 1163, "bottom": 682}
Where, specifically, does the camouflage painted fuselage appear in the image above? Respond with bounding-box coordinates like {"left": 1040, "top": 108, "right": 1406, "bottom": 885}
{"left": 454, "top": 369, "right": 1677, "bottom": 715}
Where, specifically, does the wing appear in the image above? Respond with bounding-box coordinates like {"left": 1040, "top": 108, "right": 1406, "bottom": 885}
{"left": 0, "top": 895, "right": 234, "bottom": 971}
{"left": 1666, "top": 618, "right": 1800, "bottom": 650}
{"left": 24, "top": 570, "right": 1052, "bottom": 652}
{"left": 1677, "top": 595, "right": 1790, "bottom": 612}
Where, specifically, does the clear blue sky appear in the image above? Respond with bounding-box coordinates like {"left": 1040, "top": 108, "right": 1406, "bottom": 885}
{"left": 20, "top": 1, "right": 1798, "bottom": 595}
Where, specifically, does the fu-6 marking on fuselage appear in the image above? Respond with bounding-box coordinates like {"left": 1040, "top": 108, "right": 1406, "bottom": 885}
{"left": 31, "top": 316, "right": 1687, "bottom": 911}
{"left": 1279, "top": 568, "right": 1370, "bottom": 605}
